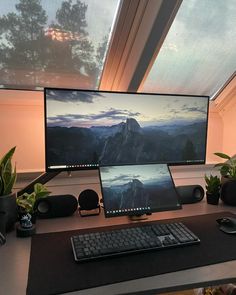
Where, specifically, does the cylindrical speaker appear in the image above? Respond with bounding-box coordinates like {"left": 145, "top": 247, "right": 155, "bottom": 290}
{"left": 221, "top": 180, "right": 236, "bottom": 206}
{"left": 78, "top": 189, "right": 100, "bottom": 216}
{"left": 176, "top": 185, "right": 205, "bottom": 204}
{"left": 35, "top": 195, "right": 78, "bottom": 218}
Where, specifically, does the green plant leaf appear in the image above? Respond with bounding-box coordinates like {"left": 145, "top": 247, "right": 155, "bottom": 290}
{"left": 35, "top": 191, "right": 50, "bottom": 200}
{"left": 0, "top": 146, "right": 16, "bottom": 167}
{"left": 3, "top": 164, "right": 16, "bottom": 195}
{"left": 0, "top": 147, "right": 16, "bottom": 196}
{"left": 214, "top": 152, "right": 231, "bottom": 160}
{"left": 214, "top": 163, "right": 231, "bottom": 168}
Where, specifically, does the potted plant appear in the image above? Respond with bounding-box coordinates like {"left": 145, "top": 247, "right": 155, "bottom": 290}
{"left": 214, "top": 152, "right": 236, "bottom": 206}
{"left": 214, "top": 152, "right": 236, "bottom": 180}
{"left": 205, "top": 174, "right": 221, "bottom": 205}
{"left": 16, "top": 183, "right": 51, "bottom": 224}
{"left": 0, "top": 147, "right": 17, "bottom": 231}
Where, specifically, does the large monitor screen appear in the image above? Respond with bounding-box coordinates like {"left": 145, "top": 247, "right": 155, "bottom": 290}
{"left": 99, "top": 164, "right": 181, "bottom": 217}
{"left": 44, "top": 88, "right": 209, "bottom": 171}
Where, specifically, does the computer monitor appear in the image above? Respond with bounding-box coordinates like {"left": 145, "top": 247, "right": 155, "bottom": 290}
{"left": 44, "top": 88, "right": 209, "bottom": 171}
{"left": 99, "top": 163, "right": 181, "bottom": 217}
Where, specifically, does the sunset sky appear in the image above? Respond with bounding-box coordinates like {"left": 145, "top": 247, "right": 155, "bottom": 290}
{"left": 100, "top": 164, "right": 173, "bottom": 187}
{"left": 46, "top": 89, "right": 209, "bottom": 128}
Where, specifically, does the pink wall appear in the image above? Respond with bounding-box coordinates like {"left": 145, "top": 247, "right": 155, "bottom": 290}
{"left": 0, "top": 90, "right": 45, "bottom": 172}
{"left": 221, "top": 97, "right": 236, "bottom": 157}
{"left": 0, "top": 89, "right": 225, "bottom": 172}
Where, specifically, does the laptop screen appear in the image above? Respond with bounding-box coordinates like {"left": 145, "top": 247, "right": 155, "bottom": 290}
{"left": 99, "top": 163, "right": 181, "bottom": 217}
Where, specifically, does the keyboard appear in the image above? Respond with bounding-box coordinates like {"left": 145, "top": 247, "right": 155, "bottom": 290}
{"left": 71, "top": 221, "right": 200, "bottom": 262}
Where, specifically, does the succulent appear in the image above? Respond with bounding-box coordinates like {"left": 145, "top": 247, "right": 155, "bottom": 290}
{"left": 205, "top": 174, "right": 221, "bottom": 195}
{"left": 17, "top": 183, "right": 50, "bottom": 214}
{"left": 214, "top": 152, "right": 236, "bottom": 179}
{"left": 0, "top": 147, "right": 17, "bottom": 196}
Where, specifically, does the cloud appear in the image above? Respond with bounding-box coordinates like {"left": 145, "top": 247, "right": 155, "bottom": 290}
{"left": 46, "top": 89, "right": 103, "bottom": 103}
{"left": 94, "top": 108, "right": 140, "bottom": 121}
{"left": 182, "top": 106, "right": 207, "bottom": 115}
{"left": 168, "top": 105, "right": 207, "bottom": 116}
{"left": 48, "top": 108, "right": 140, "bottom": 127}
{"left": 108, "top": 174, "right": 141, "bottom": 184}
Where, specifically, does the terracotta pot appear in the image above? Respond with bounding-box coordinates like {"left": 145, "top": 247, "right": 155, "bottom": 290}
{"left": 0, "top": 193, "right": 17, "bottom": 232}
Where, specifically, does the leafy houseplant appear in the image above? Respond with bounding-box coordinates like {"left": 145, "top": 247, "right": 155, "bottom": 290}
{"left": 214, "top": 152, "right": 236, "bottom": 206}
{"left": 214, "top": 152, "right": 236, "bottom": 180}
{"left": 17, "top": 183, "right": 50, "bottom": 219}
{"left": 205, "top": 174, "right": 221, "bottom": 205}
{"left": 0, "top": 147, "right": 17, "bottom": 231}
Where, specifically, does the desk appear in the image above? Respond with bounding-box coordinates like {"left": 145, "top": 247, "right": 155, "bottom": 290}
{"left": 1, "top": 199, "right": 236, "bottom": 295}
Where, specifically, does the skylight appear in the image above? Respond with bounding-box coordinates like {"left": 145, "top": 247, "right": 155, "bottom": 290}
{"left": 0, "top": 0, "right": 120, "bottom": 90}
{"left": 141, "top": 0, "right": 236, "bottom": 99}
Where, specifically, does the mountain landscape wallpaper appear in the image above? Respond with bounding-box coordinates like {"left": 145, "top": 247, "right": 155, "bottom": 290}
{"left": 100, "top": 164, "right": 181, "bottom": 216}
{"left": 45, "top": 89, "right": 209, "bottom": 168}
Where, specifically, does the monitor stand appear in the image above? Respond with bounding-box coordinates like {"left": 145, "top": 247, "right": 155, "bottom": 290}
{"left": 17, "top": 171, "right": 61, "bottom": 196}
{"left": 128, "top": 213, "right": 151, "bottom": 221}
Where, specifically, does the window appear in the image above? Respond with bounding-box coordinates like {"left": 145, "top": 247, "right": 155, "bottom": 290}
{"left": 141, "top": 0, "right": 236, "bottom": 99}
{"left": 0, "top": 0, "right": 120, "bottom": 90}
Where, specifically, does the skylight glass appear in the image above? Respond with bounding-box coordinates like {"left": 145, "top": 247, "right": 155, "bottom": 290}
{"left": 0, "top": 0, "right": 120, "bottom": 90}
{"left": 141, "top": 0, "right": 236, "bottom": 98}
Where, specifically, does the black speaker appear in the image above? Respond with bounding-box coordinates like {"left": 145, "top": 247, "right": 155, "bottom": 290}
{"left": 176, "top": 185, "right": 205, "bottom": 204}
{"left": 221, "top": 180, "right": 236, "bottom": 206}
{"left": 35, "top": 195, "right": 78, "bottom": 218}
{"left": 78, "top": 189, "right": 100, "bottom": 216}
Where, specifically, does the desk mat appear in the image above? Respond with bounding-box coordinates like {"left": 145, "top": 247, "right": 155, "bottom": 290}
{"left": 27, "top": 211, "right": 236, "bottom": 295}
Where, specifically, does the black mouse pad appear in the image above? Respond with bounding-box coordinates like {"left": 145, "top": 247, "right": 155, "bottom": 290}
{"left": 27, "top": 211, "right": 236, "bottom": 295}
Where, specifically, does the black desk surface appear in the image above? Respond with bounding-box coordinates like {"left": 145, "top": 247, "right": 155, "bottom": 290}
{"left": 27, "top": 212, "right": 236, "bottom": 295}
{"left": 1, "top": 201, "right": 236, "bottom": 295}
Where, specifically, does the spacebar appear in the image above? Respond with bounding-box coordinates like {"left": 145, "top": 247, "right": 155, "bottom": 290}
{"left": 100, "top": 245, "right": 137, "bottom": 255}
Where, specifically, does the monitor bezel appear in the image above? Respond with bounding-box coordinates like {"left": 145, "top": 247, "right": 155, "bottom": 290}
{"left": 44, "top": 87, "right": 210, "bottom": 172}
{"left": 99, "top": 163, "right": 182, "bottom": 218}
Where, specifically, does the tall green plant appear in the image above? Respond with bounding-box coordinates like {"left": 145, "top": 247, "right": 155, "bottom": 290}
{"left": 0, "top": 147, "right": 17, "bottom": 196}
{"left": 214, "top": 152, "right": 236, "bottom": 179}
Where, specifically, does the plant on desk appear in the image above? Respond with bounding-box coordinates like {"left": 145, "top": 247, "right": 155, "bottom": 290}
{"left": 214, "top": 152, "right": 236, "bottom": 180}
{"left": 0, "top": 146, "right": 17, "bottom": 232}
{"left": 16, "top": 183, "right": 50, "bottom": 225}
{"left": 214, "top": 152, "right": 236, "bottom": 206}
{"left": 205, "top": 174, "right": 221, "bottom": 205}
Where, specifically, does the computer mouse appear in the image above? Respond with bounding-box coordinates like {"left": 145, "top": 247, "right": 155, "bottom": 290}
{"left": 216, "top": 217, "right": 236, "bottom": 234}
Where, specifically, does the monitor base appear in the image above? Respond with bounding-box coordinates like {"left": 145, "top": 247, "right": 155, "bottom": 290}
{"left": 128, "top": 215, "right": 149, "bottom": 221}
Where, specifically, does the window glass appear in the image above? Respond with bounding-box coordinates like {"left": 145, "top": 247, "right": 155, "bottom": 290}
{"left": 141, "top": 0, "right": 236, "bottom": 98}
{"left": 0, "top": 0, "right": 120, "bottom": 90}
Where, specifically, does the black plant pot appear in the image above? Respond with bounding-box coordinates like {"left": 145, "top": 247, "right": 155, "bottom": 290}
{"left": 206, "top": 192, "right": 220, "bottom": 205}
{"left": 221, "top": 179, "right": 236, "bottom": 206}
{"left": 0, "top": 193, "right": 17, "bottom": 232}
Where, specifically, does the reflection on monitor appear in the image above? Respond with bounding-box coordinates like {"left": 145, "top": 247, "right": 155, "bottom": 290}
{"left": 99, "top": 164, "right": 181, "bottom": 217}
{"left": 44, "top": 88, "right": 209, "bottom": 171}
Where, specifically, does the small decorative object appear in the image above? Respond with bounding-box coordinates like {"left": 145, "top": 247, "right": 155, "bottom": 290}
{"left": 16, "top": 212, "right": 36, "bottom": 237}
{"left": 205, "top": 174, "right": 221, "bottom": 205}
{"left": 16, "top": 183, "right": 50, "bottom": 237}
{"left": 0, "top": 147, "right": 17, "bottom": 232}
{"left": 214, "top": 152, "right": 236, "bottom": 206}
